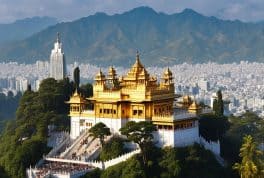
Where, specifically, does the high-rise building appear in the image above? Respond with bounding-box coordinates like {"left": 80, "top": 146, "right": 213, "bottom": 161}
{"left": 198, "top": 79, "right": 210, "bottom": 91}
{"left": 50, "top": 33, "right": 66, "bottom": 80}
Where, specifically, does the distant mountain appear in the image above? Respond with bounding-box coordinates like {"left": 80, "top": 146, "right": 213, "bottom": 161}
{"left": 0, "top": 16, "right": 58, "bottom": 44}
{"left": 0, "top": 7, "right": 264, "bottom": 66}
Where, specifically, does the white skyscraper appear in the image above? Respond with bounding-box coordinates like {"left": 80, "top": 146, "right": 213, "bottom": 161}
{"left": 50, "top": 33, "right": 66, "bottom": 80}
{"left": 198, "top": 79, "right": 210, "bottom": 91}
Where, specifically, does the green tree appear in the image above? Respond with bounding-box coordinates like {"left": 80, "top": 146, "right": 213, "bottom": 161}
{"left": 121, "top": 156, "right": 146, "bottom": 178}
{"left": 100, "top": 157, "right": 146, "bottom": 178}
{"left": 73, "top": 67, "right": 80, "bottom": 90}
{"left": 89, "top": 122, "right": 111, "bottom": 147}
{"left": 27, "top": 84, "right": 31, "bottom": 92}
{"left": 120, "top": 121, "right": 157, "bottom": 165}
{"left": 100, "top": 136, "right": 125, "bottom": 161}
{"left": 81, "top": 168, "right": 101, "bottom": 178}
{"left": 222, "top": 112, "right": 264, "bottom": 163}
{"left": 233, "top": 135, "right": 263, "bottom": 178}
{"left": 213, "top": 90, "right": 224, "bottom": 117}
{"left": 0, "top": 78, "right": 73, "bottom": 178}
{"left": 159, "top": 147, "right": 181, "bottom": 178}
{"left": 199, "top": 114, "right": 229, "bottom": 141}
{"left": 80, "top": 83, "right": 93, "bottom": 98}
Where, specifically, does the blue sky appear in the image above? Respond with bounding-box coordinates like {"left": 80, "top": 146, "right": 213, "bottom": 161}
{"left": 0, "top": 0, "right": 263, "bottom": 23}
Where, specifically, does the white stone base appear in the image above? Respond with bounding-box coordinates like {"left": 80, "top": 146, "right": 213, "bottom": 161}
{"left": 153, "top": 126, "right": 199, "bottom": 147}
{"left": 71, "top": 117, "right": 128, "bottom": 139}
{"left": 71, "top": 115, "right": 199, "bottom": 148}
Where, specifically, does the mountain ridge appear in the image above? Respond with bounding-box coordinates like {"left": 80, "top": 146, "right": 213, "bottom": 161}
{"left": 0, "top": 6, "right": 264, "bottom": 66}
{"left": 0, "top": 16, "right": 58, "bottom": 44}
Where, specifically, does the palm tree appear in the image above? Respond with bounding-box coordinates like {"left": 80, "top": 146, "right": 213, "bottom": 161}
{"left": 233, "top": 135, "right": 263, "bottom": 178}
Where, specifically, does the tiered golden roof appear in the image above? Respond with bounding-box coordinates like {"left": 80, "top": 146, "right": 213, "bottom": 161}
{"left": 95, "top": 69, "right": 106, "bottom": 81}
{"left": 123, "top": 52, "right": 146, "bottom": 80}
{"left": 188, "top": 101, "right": 202, "bottom": 113}
{"left": 66, "top": 52, "right": 212, "bottom": 127}
{"left": 162, "top": 67, "right": 173, "bottom": 79}
{"left": 183, "top": 95, "right": 191, "bottom": 102}
{"left": 66, "top": 90, "right": 86, "bottom": 104}
{"left": 107, "top": 66, "right": 117, "bottom": 79}
{"left": 138, "top": 68, "right": 149, "bottom": 80}
{"left": 90, "top": 52, "right": 175, "bottom": 108}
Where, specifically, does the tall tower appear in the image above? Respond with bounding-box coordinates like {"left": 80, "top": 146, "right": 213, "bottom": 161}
{"left": 50, "top": 33, "right": 66, "bottom": 80}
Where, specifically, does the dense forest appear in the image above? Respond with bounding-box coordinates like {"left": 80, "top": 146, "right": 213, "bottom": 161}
{"left": 199, "top": 112, "right": 264, "bottom": 163}
{"left": 0, "top": 77, "right": 263, "bottom": 177}
{"left": 82, "top": 143, "right": 231, "bottom": 178}
{"left": 0, "top": 78, "right": 90, "bottom": 178}
{"left": 0, "top": 91, "right": 21, "bottom": 132}
{"left": 0, "top": 78, "right": 73, "bottom": 177}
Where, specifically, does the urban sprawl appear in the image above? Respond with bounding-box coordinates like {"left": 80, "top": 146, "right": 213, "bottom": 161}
{"left": 0, "top": 60, "right": 263, "bottom": 117}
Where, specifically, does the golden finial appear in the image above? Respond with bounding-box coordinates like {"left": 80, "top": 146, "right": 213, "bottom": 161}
{"left": 188, "top": 100, "right": 202, "bottom": 113}
{"left": 73, "top": 88, "right": 79, "bottom": 96}
{"left": 136, "top": 50, "right": 140, "bottom": 62}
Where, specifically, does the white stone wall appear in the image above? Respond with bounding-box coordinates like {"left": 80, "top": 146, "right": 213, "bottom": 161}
{"left": 174, "top": 124, "right": 199, "bottom": 147}
{"left": 153, "top": 121, "right": 199, "bottom": 147}
{"left": 44, "top": 149, "right": 140, "bottom": 170}
{"left": 70, "top": 115, "right": 199, "bottom": 148}
{"left": 71, "top": 116, "right": 132, "bottom": 138}
{"left": 70, "top": 117, "right": 81, "bottom": 139}
{"left": 52, "top": 173, "right": 70, "bottom": 178}
{"left": 153, "top": 130, "right": 174, "bottom": 147}
{"left": 199, "top": 136, "right": 220, "bottom": 155}
{"left": 103, "top": 149, "right": 140, "bottom": 169}
{"left": 94, "top": 117, "right": 123, "bottom": 133}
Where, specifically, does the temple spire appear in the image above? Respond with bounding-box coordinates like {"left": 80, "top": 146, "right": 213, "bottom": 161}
{"left": 134, "top": 50, "right": 142, "bottom": 67}
{"left": 56, "top": 32, "right": 60, "bottom": 43}
{"left": 136, "top": 50, "right": 140, "bottom": 63}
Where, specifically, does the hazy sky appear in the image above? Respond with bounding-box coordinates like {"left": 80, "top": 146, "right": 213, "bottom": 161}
{"left": 0, "top": 0, "right": 264, "bottom": 23}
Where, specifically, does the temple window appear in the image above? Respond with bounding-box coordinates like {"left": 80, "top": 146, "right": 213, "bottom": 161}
{"left": 113, "top": 110, "right": 116, "bottom": 114}
{"left": 138, "top": 110, "right": 143, "bottom": 116}
{"left": 133, "top": 110, "right": 137, "bottom": 115}
{"left": 100, "top": 109, "right": 102, "bottom": 113}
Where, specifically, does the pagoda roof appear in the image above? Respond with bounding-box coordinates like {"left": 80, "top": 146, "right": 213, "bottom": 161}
{"left": 94, "top": 69, "right": 106, "bottom": 81}
{"left": 188, "top": 101, "right": 202, "bottom": 111}
{"left": 66, "top": 90, "right": 86, "bottom": 104}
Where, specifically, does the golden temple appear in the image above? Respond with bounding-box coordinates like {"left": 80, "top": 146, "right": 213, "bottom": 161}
{"left": 67, "top": 53, "right": 210, "bottom": 146}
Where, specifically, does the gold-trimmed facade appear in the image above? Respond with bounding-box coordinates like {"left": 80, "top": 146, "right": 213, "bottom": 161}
{"left": 70, "top": 53, "right": 175, "bottom": 121}
{"left": 67, "top": 53, "right": 211, "bottom": 147}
